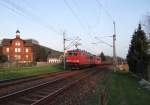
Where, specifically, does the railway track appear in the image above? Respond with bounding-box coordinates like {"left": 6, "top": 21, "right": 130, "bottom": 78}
{"left": 0, "top": 68, "right": 97, "bottom": 105}
{"left": 0, "top": 70, "right": 69, "bottom": 88}
{"left": 0, "top": 70, "right": 76, "bottom": 97}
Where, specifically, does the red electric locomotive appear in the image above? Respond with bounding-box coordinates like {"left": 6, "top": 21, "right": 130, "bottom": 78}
{"left": 66, "top": 49, "right": 101, "bottom": 69}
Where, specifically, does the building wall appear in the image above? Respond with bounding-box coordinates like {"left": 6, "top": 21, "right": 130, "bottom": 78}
{"left": 47, "top": 58, "right": 62, "bottom": 64}
{"left": 0, "top": 46, "right": 2, "bottom": 54}
{"left": 2, "top": 37, "right": 33, "bottom": 63}
{"left": 1, "top": 31, "right": 63, "bottom": 63}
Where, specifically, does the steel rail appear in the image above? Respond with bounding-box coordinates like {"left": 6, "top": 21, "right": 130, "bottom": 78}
{"left": 32, "top": 70, "right": 97, "bottom": 105}
{"left": 0, "top": 69, "right": 91, "bottom": 105}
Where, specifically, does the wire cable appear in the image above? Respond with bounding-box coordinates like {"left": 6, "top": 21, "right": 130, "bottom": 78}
{"left": 64, "top": 0, "right": 87, "bottom": 32}
{"left": 95, "top": 0, "right": 114, "bottom": 22}
{"left": 1, "top": 0, "right": 59, "bottom": 34}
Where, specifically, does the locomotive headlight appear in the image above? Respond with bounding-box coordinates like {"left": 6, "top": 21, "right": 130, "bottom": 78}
{"left": 66, "top": 60, "right": 79, "bottom": 63}
{"left": 66, "top": 60, "right": 71, "bottom": 62}
{"left": 75, "top": 60, "right": 79, "bottom": 62}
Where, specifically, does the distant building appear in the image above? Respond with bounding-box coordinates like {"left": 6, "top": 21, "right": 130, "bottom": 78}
{"left": 0, "top": 40, "right": 2, "bottom": 54}
{"left": 26, "top": 39, "right": 39, "bottom": 45}
{"left": 47, "top": 58, "right": 62, "bottom": 64}
{"left": 0, "top": 30, "right": 63, "bottom": 63}
{"left": 1, "top": 30, "right": 33, "bottom": 63}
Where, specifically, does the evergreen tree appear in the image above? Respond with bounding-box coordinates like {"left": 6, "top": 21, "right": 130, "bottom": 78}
{"left": 100, "top": 52, "right": 106, "bottom": 61}
{"left": 127, "top": 24, "right": 149, "bottom": 79}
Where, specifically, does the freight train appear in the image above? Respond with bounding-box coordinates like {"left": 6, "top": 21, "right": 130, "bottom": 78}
{"left": 66, "top": 49, "right": 101, "bottom": 69}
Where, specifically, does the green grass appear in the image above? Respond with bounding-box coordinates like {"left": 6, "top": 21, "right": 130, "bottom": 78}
{"left": 107, "top": 71, "right": 150, "bottom": 105}
{"left": 0, "top": 64, "right": 63, "bottom": 80}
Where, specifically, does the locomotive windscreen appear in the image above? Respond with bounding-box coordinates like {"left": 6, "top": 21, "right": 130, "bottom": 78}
{"left": 67, "top": 52, "right": 77, "bottom": 56}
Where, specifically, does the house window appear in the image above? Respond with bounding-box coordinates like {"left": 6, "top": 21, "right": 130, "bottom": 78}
{"left": 15, "top": 48, "right": 21, "bottom": 52}
{"left": 18, "top": 55, "right": 21, "bottom": 60}
{"left": 6, "top": 48, "right": 9, "bottom": 52}
{"left": 18, "top": 48, "right": 21, "bottom": 52}
{"left": 26, "top": 48, "right": 29, "bottom": 52}
{"left": 15, "top": 55, "right": 21, "bottom": 60}
{"left": 15, "top": 48, "right": 17, "bottom": 52}
{"left": 18, "top": 42, "right": 20, "bottom": 46}
{"left": 26, "top": 55, "right": 29, "bottom": 59}
{"left": 15, "top": 42, "right": 20, "bottom": 46}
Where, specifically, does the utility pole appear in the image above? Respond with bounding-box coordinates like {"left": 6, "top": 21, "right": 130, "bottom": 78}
{"left": 113, "top": 21, "right": 117, "bottom": 71}
{"left": 94, "top": 22, "right": 117, "bottom": 71}
{"left": 63, "top": 32, "right": 66, "bottom": 70}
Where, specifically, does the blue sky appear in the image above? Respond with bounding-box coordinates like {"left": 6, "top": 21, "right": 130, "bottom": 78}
{"left": 0, "top": 0, "right": 150, "bottom": 58}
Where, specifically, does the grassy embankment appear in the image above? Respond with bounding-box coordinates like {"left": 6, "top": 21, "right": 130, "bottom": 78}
{"left": 84, "top": 70, "right": 150, "bottom": 105}
{"left": 0, "top": 64, "right": 63, "bottom": 80}
{"left": 108, "top": 71, "right": 150, "bottom": 105}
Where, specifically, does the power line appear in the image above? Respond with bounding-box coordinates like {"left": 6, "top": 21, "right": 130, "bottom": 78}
{"left": 72, "top": 0, "right": 79, "bottom": 11}
{"left": 95, "top": 0, "right": 114, "bottom": 22}
{"left": 66, "top": 37, "right": 81, "bottom": 49}
{"left": 1, "top": 0, "right": 59, "bottom": 34}
{"left": 92, "top": 4, "right": 102, "bottom": 29}
{"left": 94, "top": 37, "right": 113, "bottom": 47}
{"left": 64, "top": 0, "right": 87, "bottom": 31}
{"left": 0, "top": 1, "right": 30, "bottom": 20}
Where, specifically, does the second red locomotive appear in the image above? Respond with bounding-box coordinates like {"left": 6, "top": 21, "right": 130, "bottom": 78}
{"left": 66, "top": 49, "right": 101, "bottom": 69}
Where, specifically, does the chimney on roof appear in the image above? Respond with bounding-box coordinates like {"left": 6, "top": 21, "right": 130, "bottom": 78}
{"left": 16, "top": 30, "right": 20, "bottom": 38}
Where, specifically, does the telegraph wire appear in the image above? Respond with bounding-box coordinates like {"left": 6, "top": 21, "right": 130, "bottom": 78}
{"left": 92, "top": 2, "right": 102, "bottom": 29}
{"left": 0, "top": 1, "right": 29, "bottom": 20}
{"left": 64, "top": 0, "right": 87, "bottom": 32}
{"left": 72, "top": 0, "right": 80, "bottom": 12}
{"left": 0, "top": 0, "right": 59, "bottom": 34}
{"left": 72, "top": 0, "right": 90, "bottom": 31}
{"left": 95, "top": 0, "right": 114, "bottom": 22}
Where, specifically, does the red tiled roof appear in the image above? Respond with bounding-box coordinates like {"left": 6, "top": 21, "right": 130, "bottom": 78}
{"left": 2, "top": 39, "right": 12, "bottom": 46}
{"left": 2, "top": 39, "right": 33, "bottom": 47}
{"left": 23, "top": 40, "right": 33, "bottom": 46}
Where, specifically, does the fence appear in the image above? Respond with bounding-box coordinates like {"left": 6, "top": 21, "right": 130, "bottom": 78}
{"left": 0, "top": 62, "right": 37, "bottom": 69}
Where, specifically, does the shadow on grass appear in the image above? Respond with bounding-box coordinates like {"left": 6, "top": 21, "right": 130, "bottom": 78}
{"left": 107, "top": 71, "right": 150, "bottom": 105}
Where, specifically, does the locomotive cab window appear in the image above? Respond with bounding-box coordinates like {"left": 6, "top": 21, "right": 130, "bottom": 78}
{"left": 67, "top": 52, "right": 77, "bottom": 56}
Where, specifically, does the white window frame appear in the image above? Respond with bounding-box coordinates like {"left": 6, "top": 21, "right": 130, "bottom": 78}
{"left": 26, "top": 55, "right": 28, "bottom": 58}
{"left": 18, "top": 48, "right": 21, "bottom": 52}
{"left": 15, "top": 48, "right": 17, "bottom": 52}
{"left": 6, "top": 48, "right": 9, "bottom": 52}
{"left": 18, "top": 55, "right": 21, "bottom": 60}
{"left": 26, "top": 48, "right": 29, "bottom": 53}
{"left": 15, "top": 48, "right": 21, "bottom": 52}
{"left": 15, "top": 55, "right": 21, "bottom": 60}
